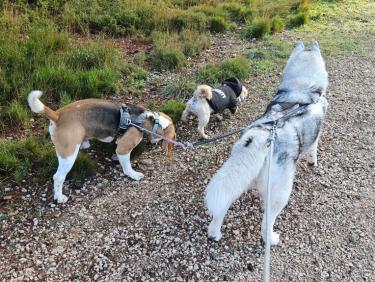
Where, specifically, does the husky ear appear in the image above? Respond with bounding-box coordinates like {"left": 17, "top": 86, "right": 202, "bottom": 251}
{"left": 311, "top": 40, "right": 320, "bottom": 52}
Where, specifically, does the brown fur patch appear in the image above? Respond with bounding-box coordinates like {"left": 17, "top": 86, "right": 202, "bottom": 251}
{"left": 44, "top": 106, "right": 59, "bottom": 122}
{"left": 116, "top": 127, "right": 143, "bottom": 155}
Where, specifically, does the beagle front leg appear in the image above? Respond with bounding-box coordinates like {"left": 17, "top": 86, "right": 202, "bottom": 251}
{"left": 116, "top": 127, "right": 144, "bottom": 181}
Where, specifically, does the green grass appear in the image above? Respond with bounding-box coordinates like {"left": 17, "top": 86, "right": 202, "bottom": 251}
{"left": 195, "top": 56, "right": 251, "bottom": 85}
{"left": 158, "top": 99, "right": 186, "bottom": 122}
{"left": 290, "top": 0, "right": 375, "bottom": 57}
{"left": 163, "top": 78, "right": 196, "bottom": 100}
{"left": 151, "top": 47, "right": 187, "bottom": 71}
{"left": 0, "top": 0, "right": 319, "bottom": 186}
{"left": 245, "top": 38, "right": 291, "bottom": 74}
{"left": 243, "top": 18, "right": 272, "bottom": 39}
{"left": 0, "top": 136, "right": 96, "bottom": 183}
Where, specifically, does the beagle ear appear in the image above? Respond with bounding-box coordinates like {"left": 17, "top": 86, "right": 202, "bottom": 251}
{"left": 162, "top": 124, "right": 176, "bottom": 160}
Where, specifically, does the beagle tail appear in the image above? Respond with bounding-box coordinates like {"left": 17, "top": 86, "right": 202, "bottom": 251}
{"left": 27, "top": 90, "right": 59, "bottom": 122}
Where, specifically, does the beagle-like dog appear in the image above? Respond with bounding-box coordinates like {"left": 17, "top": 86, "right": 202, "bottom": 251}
{"left": 28, "top": 91, "right": 176, "bottom": 204}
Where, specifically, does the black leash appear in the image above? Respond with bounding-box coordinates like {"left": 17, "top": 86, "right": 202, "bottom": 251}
{"left": 186, "top": 127, "right": 245, "bottom": 148}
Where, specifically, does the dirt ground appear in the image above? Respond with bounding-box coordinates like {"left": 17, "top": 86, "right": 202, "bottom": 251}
{"left": 1, "top": 1, "right": 374, "bottom": 281}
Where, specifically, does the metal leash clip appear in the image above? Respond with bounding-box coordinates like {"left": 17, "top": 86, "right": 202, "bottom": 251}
{"left": 266, "top": 122, "right": 277, "bottom": 148}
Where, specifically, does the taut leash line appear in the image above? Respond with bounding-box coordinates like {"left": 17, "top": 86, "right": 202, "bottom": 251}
{"left": 130, "top": 122, "right": 244, "bottom": 150}
{"left": 263, "top": 122, "right": 277, "bottom": 282}
{"left": 129, "top": 122, "right": 188, "bottom": 149}
{"left": 186, "top": 127, "right": 244, "bottom": 148}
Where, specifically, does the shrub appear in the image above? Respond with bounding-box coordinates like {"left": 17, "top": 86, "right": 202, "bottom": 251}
{"left": 271, "top": 16, "right": 284, "bottom": 33}
{"left": 195, "top": 56, "right": 250, "bottom": 85}
{"left": 4, "top": 100, "right": 29, "bottom": 128}
{"left": 219, "top": 2, "right": 246, "bottom": 22}
{"left": 158, "top": 99, "right": 186, "bottom": 122}
{"left": 208, "top": 16, "right": 228, "bottom": 33}
{"left": 163, "top": 78, "right": 196, "bottom": 100}
{"left": 243, "top": 18, "right": 271, "bottom": 39}
{"left": 287, "top": 12, "right": 309, "bottom": 28}
{"left": 179, "top": 30, "right": 210, "bottom": 57}
{"left": 120, "top": 63, "right": 148, "bottom": 95}
{"left": 169, "top": 11, "right": 207, "bottom": 32}
{"left": 151, "top": 47, "right": 187, "bottom": 71}
{"left": 134, "top": 51, "right": 147, "bottom": 65}
{"left": 147, "top": 100, "right": 156, "bottom": 110}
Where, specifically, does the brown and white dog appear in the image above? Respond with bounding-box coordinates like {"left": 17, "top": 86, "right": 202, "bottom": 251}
{"left": 28, "top": 91, "right": 176, "bottom": 204}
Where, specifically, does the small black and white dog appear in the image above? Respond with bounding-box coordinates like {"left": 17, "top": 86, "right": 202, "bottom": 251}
{"left": 181, "top": 77, "right": 248, "bottom": 139}
{"left": 205, "top": 41, "right": 328, "bottom": 245}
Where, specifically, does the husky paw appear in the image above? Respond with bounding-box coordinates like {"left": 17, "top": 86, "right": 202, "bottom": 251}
{"left": 270, "top": 232, "right": 280, "bottom": 245}
{"left": 201, "top": 133, "right": 209, "bottom": 139}
{"left": 54, "top": 194, "right": 68, "bottom": 204}
{"left": 127, "top": 171, "right": 144, "bottom": 181}
{"left": 307, "top": 160, "right": 317, "bottom": 167}
{"left": 208, "top": 222, "right": 222, "bottom": 241}
{"left": 306, "top": 155, "right": 318, "bottom": 166}
{"left": 262, "top": 231, "right": 280, "bottom": 246}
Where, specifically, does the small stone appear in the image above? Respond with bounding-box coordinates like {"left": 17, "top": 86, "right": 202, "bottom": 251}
{"left": 140, "top": 159, "right": 153, "bottom": 166}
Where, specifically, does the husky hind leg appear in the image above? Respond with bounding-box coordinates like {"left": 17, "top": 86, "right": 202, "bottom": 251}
{"left": 205, "top": 128, "right": 269, "bottom": 241}
{"left": 259, "top": 159, "right": 295, "bottom": 245}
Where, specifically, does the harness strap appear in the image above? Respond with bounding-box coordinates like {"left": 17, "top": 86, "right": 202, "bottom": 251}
{"left": 118, "top": 105, "right": 131, "bottom": 135}
{"left": 152, "top": 114, "right": 160, "bottom": 134}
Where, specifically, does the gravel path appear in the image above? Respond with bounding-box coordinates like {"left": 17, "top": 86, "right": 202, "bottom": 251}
{"left": 1, "top": 4, "right": 374, "bottom": 282}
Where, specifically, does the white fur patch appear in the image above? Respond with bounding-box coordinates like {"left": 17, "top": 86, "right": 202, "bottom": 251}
{"left": 28, "top": 90, "right": 44, "bottom": 113}
{"left": 157, "top": 114, "right": 171, "bottom": 129}
{"left": 99, "top": 136, "right": 114, "bottom": 143}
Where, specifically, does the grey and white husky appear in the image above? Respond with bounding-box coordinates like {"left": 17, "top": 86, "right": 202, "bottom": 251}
{"left": 205, "top": 41, "right": 329, "bottom": 245}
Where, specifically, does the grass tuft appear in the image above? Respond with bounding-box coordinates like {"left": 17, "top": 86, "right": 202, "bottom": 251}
{"left": 287, "top": 12, "right": 309, "bottom": 28}
{"left": 243, "top": 18, "right": 271, "bottom": 39}
{"left": 208, "top": 16, "right": 228, "bottom": 33}
{"left": 163, "top": 79, "right": 196, "bottom": 100}
{"left": 159, "top": 100, "right": 186, "bottom": 122}
{"left": 271, "top": 16, "right": 284, "bottom": 33}
{"left": 151, "top": 47, "right": 187, "bottom": 71}
{"left": 195, "top": 56, "right": 250, "bottom": 85}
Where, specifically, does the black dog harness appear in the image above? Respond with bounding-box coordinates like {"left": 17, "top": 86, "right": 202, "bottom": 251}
{"left": 117, "top": 105, "right": 160, "bottom": 136}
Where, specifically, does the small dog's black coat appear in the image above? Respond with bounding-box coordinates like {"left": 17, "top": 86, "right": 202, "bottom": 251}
{"left": 207, "top": 77, "right": 243, "bottom": 114}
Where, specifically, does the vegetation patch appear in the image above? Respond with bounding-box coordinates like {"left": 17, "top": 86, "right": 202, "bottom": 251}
{"left": 158, "top": 100, "right": 186, "bottom": 122}
{"left": 287, "top": 12, "right": 309, "bottom": 28}
{"left": 243, "top": 18, "right": 271, "bottom": 39}
{"left": 195, "top": 56, "right": 250, "bottom": 85}
{"left": 0, "top": 136, "right": 96, "bottom": 184}
{"left": 245, "top": 39, "right": 291, "bottom": 74}
{"left": 151, "top": 47, "right": 187, "bottom": 71}
{"left": 163, "top": 78, "right": 196, "bottom": 100}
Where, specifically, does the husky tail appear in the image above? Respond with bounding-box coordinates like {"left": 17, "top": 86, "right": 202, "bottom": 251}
{"left": 194, "top": 85, "right": 212, "bottom": 100}
{"left": 28, "top": 91, "right": 59, "bottom": 122}
{"left": 205, "top": 127, "right": 270, "bottom": 240}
